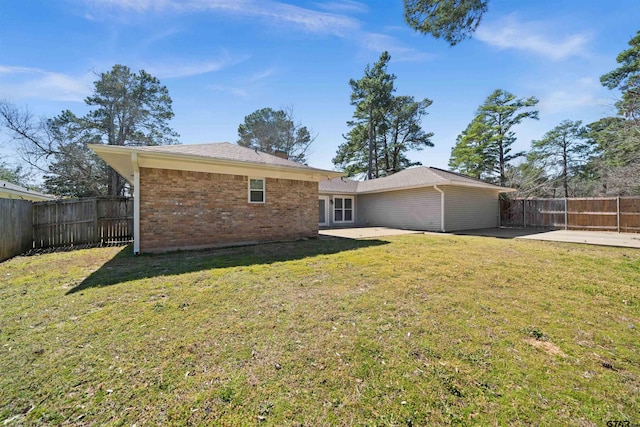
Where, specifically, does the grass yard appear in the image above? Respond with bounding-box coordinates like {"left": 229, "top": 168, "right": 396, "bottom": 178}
{"left": 1, "top": 234, "right": 639, "bottom": 426}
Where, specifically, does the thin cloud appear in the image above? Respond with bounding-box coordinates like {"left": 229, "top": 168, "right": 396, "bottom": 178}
{"left": 476, "top": 14, "right": 591, "bottom": 60}
{"left": 537, "top": 77, "right": 609, "bottom": 115}
{"left": 208, "top": 84, "right": 249, "bottom": 98}
{"left": 249, "top": 67, "right": 278, "bottom": 83}
{"left": 83, "top": 0, "right": 361, "bottom": 37}
{"left": 314, "top": 1, "right": 368, "bottom": 14}
{"left": 359, "top": 33, "right": 435, "bottom": 62}
{"left": 144, "top": 53, "right": 250, "bottom": 79}
{"left": 81, "top": 0, "right": 430, "bottom": 62}
{"left": 0, "top": 66, "right": 92, "bottom": 102}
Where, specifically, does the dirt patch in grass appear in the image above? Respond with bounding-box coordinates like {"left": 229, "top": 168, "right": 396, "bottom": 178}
{"left": 524, "top": 337, "right": 568, "bottom": 358}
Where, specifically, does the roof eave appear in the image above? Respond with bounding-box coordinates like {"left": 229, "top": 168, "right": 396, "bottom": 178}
{"left": 355, "top": 180, "right": 516, "bottom": 194}
{"left": 89, "top": 144, "right": 343, "bottom": 183}
{"left": 0, "top": 187, "right": 55, "bottom": 201}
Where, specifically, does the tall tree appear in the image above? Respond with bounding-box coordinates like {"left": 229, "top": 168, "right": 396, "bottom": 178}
{"left": 449, "top": 89, "right": 539, "bottom": 186}
{"left": 599, "top": 30, "right": 640, "bottom": 156}
{"left": 601, "top": 30, "right": 640, "bottom": 121}
{"left": 334, "top": 52, "right": 434, "bottom": 178}
{"left": 404, "top": 0, "right": 488, "bottom": 46}
{"left": 589, "top": 31, "right": 640, "bottom": 195}
{"left": 237, "top": 107, "right": 314, "bottom": 163}
{"left": 528, "top": 120, "right": 591, "bottom": 198}
{"left": 81, "top": 65, "right": 179, "bottom": 195}
{"left": 504, "top": 160, "right": 554, "bottom": 198}
{"left": 448, "top": 115, "right": 494, "bottom": 180}
{"left": 347, "top": 51, "right": 396, "bottom": 179}
{"left": 333, "top": 123, "right": 369, "bottom": 177}
{"left": 0, "top": 65, "right": 178, "bottom": 197}
{"left": 379, "top": 96, "right": 434, "bottom": 173}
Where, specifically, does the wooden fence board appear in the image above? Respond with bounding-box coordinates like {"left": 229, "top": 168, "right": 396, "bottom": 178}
{"left": 501, "top": 197, "right": 640, "bottom": 233}
{"left": 0, "top": 199, "right": 33, "bottom": 262}
{"left": 619, "top": 197, "right": 640, "bottom": 232}
{"left": 32, "top": 197, "right": 133, "bottom": 248}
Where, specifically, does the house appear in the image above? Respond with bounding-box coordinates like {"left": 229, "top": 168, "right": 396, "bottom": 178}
{"left": 318, "top": 167, "right": 515, "bottom": 232}
{"left": 0, "top": 180, "right": 56, "bottom": 202}
{"left": 89, "top": 143, "right": 343, "bottom": 254}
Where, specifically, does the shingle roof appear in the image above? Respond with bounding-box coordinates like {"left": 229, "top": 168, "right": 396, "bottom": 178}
{"left": 317, "top": 176, "right": 360, "bottom": 193}
{"left": 90, "top": 142, "right": 343, "bottom": 184}
{"left": 134, "top": 142, "right": 315, "bottom": 170}
{"left": 319, "top": 166, "right": 513, "bottom": 193}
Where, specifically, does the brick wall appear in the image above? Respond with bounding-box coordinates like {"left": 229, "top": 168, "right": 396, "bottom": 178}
{"left": 139, "top": 168, "right": 319, "bottom": 253}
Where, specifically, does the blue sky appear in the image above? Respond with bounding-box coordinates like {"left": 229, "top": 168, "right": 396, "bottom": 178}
{"left": 1, "top": 0, "right": 639, "bottom": 173}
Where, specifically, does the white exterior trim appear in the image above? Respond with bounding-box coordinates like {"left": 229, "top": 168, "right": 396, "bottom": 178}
{"left": 333, "top": 196, "right": 354, "bottom": 224}
{"left": 433, "top": 185, "right": 445, "bottom": 232}
{"left": 248, "top": 177, "right": 266, "bottom": 204}
{"left": 132, "top": 153, "right": 141, "bottom": 255}
{"left": 318, "top": 196, "right": 329, "bottom": 226}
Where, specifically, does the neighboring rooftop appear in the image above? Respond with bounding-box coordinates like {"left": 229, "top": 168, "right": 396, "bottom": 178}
{"left": 0, "top": 180, "right": 56, "bottom": 201}
{"left": 319, "top": 166, "right": 514, "bottom": 193}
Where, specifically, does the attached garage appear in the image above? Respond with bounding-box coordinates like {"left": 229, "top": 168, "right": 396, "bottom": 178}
{"left": 319, "top": 166, "right": 514, "bottom": 232}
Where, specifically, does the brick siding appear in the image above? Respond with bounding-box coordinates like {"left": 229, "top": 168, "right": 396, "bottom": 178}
{"left": 139, "top": 168, "right": 318, "bottom": 253}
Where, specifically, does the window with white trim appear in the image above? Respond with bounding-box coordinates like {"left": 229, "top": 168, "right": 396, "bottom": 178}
{"left": 333, "top": 196, "right": 353, "bottom": 223}
{"left": 249, "top": 178, "right": 265, "bottom": 203}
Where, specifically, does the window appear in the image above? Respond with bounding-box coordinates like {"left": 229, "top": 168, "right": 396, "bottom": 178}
{"left": 334, "top": 197, "right": 353, "bottom": 223}
{"left": 249, "top": 178, "right": 265, "bottom": 203}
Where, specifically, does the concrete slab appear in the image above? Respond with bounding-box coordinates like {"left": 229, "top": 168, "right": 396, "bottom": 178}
{"left": 516, "top": 229, "right": 640, "bottom": 248}
{"left": 321, "top": 226, "right": 640, "bottom": 249}
{"left": 454, "top": 228, "right": 640, "bottom": 249}
{"left": 319, "top": 227, "right": 422, "bottom": 239}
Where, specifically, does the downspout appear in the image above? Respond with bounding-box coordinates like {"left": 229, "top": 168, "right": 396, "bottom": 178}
{"left": 132, "top": 153, "right": 141, "bottom": 255}
{"left": 433, "top": 185, "right": 445, "bottom": 232}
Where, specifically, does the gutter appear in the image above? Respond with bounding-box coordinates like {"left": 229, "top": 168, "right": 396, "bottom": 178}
{"left": 433, "top": 185, "right": 446, "bottom": 232}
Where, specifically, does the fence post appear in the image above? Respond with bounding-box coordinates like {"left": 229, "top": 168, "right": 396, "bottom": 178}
{"left": 93, "top": 198, "right": 99, "bottom": 244}
{"left": 523, "top": 200, "right": 526, "bottom": 228}
{"left": 564, "top": 198, "right": 568, "bottom": 231}
{"left": 617, "top": 196, "right": 620, "bottom": 233}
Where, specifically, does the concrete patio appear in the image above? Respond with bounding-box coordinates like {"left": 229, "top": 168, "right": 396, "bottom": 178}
{"left": 320, "top": 227, "right": 640, "bottom": 249}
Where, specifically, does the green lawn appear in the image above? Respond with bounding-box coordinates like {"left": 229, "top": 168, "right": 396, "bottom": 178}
{"left": 1, "top": 234, "right": 638, "bottom": 426}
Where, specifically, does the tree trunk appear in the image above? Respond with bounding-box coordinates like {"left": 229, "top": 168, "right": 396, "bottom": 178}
{"left": 108, "top": 168, "right": 121, "bottom": 196}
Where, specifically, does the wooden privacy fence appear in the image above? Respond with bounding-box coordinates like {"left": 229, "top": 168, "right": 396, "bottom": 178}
{"left": 0, "top": 199, "right": 34, "bottom": 262}
{"left": 2, "top": 197, "right": 133, "bottom": 261}
{"left": 32, "top": 197, "right": 133, "bottom": 248}
{"left": 500, "top": 197, "right": 640, "bottom": 233}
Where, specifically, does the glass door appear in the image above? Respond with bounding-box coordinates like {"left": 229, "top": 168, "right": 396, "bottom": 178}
{"left": 318, "top": 196, "right": 329, "bottom": 226}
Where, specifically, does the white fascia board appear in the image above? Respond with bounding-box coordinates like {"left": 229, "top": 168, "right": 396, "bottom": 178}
{"left": 318, "top": 191, "right": 358, "bottom": 196}
{"left": 0, "top": 188, "right": 55, "bottom": 201}
{"left": 132, "top": 153, "right": 141, "bottom": 255}
{"left": 355, "top": 181, "right": 515, "bottom": 194}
